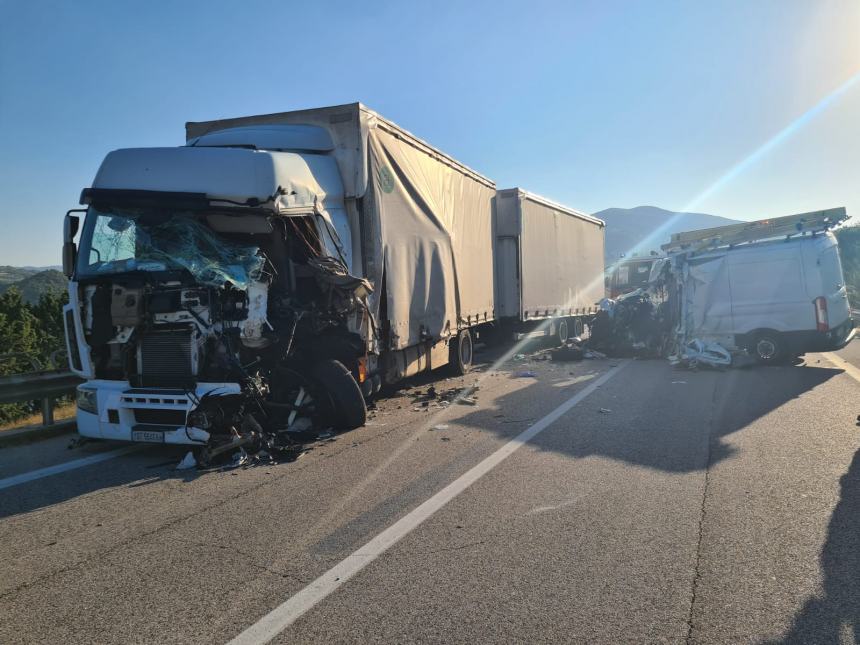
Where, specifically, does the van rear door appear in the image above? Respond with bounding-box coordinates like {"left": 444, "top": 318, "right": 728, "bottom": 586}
{"left": 815, "top": 239, "right": 850, "bottom": 329}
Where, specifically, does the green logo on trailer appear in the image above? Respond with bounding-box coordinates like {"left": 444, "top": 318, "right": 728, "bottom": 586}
{"left": 378, "top": 166, "right": 395, "bottom": 193}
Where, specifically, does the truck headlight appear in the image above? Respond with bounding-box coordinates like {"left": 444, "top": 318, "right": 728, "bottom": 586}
{"left": 76, "top": 387, "right": 98, "bottom": 415}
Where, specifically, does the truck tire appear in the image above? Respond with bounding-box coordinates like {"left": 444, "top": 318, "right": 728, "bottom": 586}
{"left": 449, "top": 329, "right": 473, "bottom": 375}
{"left": 751, "top": 332, "right": 784, "bottom": 364}
{"left": 310, "top": 359, "right": 367, "bottom": 429}
{"left": 557, "top": 319, "right": 570, "bottom": 345}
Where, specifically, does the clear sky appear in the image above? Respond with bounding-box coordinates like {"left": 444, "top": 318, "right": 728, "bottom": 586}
{"left": 1, "top": 0, "right": 858, "bottom": 266}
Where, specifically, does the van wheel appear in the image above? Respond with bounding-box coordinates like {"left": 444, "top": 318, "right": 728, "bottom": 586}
{"left": 310, "top": 359, "right": 367, "bottom": 429}
{"left": 751, "top": 333, "right": 784, "bottom": 364}
{"left": 449, "top": 329, "right": 473, "bottom": 375}
{"left": 557, "top": 319, "right": 570, "bottom": 345}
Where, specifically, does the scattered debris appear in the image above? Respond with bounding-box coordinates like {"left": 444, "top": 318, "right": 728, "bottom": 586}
{"left": 671, "top": 339, "right": 732, "bottom": 370}
{"left": 513, "top": 370, "right": 537, "bottom": 378}
{"left": 175, "top": 451, "right": 197, "bottom": 470}
{"left": 434, "top": 424, "right": 449, "bottom": 430}
{"left": 599, "top": 408, "right": 612, "bottom": 414}
{"left": 457, "top": 396, "right": 478, "bottom": 406}
{"left": 551, "top": 343, "right": 584, "bottom": 362}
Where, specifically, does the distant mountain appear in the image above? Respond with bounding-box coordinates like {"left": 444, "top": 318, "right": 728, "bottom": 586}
{"left": 0, "top": 269, "right": 68, "bottom": 304}
{"left": 595, "top": 206, "right": 740, "bottom": 261}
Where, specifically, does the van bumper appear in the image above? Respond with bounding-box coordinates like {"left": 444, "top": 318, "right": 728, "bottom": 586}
{"left": 800, "top": 319, "right": 856, "bottom": 353}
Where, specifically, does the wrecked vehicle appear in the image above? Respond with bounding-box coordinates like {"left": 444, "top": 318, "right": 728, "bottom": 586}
{"left": 61, "top": 103, "right": 497, "bottom": 449}
{"left": 592, "top": 208, "right": 856, "bottom": 365}
{"left": 662, "top": 208, "right": 856, "bottom": 363}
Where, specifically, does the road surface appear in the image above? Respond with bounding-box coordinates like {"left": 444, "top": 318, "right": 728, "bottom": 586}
{"left": 1, "top": 340, "right": 859, "bottom": 644}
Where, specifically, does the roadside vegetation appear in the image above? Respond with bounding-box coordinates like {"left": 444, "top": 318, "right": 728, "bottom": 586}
{"left": 0, "top": 288, "right": 68, "bottom": 423}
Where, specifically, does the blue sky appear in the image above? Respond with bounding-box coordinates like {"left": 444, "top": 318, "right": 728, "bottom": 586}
{"left": 0, "top": 0, "right": 858, "bottom": 266}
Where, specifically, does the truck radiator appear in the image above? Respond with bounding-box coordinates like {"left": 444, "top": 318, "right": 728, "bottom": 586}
{"left": 139, "top": 331, "right": 194, "bottom": 388}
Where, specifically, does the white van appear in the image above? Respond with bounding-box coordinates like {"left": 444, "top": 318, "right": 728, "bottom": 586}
{"left": 665, "top": 210, "right": 855, "bottom": 363}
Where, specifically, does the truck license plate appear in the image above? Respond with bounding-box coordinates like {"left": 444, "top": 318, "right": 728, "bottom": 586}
{"left": 132, "top": 430, "right": 165, "bottom": 443}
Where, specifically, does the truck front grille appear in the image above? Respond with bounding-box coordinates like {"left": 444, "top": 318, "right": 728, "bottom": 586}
{"left": 139, "top": 331, "right": 194, "bottom": 388}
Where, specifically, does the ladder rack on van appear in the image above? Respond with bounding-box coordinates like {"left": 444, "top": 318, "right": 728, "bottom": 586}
{"left": 661, "top": 207, "right": 848, "bottom": 253}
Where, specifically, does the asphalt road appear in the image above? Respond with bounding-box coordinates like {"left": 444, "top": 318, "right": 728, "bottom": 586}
{"left": 1, "top": 339, "right": 859, "bottom": 644}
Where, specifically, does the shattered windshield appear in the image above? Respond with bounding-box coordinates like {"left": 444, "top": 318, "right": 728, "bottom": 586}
{"left": 75, "top": 207, "right": 265, "bottom": 288}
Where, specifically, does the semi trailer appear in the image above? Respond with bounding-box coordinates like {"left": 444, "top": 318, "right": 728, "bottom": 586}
{"left": 494, "top": 188, "right": 604, "bottom": 343}
{"left": 61, "top": 103, "right": 603, "bottom": 451}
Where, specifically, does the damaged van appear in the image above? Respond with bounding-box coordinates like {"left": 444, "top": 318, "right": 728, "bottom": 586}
{"left": 61, "top": 103, "right": 496, "bottom": 452}
{"left": 662, "top": 208, "right": 855, "bottom": 363}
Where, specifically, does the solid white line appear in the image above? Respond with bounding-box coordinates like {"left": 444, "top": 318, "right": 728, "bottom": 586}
{"left": 227, "top": 361, "right": 628, "bottom": 645}
{"left": 821, "top": 352, "right": 860, "bottom": 384}
{"left": 0, "top": 445, "right": 143, "bottom": 491}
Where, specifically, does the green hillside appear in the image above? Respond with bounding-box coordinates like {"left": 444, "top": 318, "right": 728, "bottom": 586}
{"left": 0, "top": 270, "right": 68, "bottom": 304}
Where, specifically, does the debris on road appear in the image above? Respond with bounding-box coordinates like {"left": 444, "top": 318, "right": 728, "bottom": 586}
{"left": 599, "top": 408, "right": 612, "bottom": 414}
{"left": 513, "top": 370, "right": 537, "bottom": 378}
{"left": 551, "top": 343, "right": 585, "bottom": 362}
{"left": 671, "top": 339, "right": 732, "bottom": 370}
{"left": 175, "top": 451, "right": 197, "bottom": 470}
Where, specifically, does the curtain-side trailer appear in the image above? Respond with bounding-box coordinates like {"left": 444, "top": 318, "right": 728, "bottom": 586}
{"left": 494, "top": 188, "right": 605, "bottom": 342}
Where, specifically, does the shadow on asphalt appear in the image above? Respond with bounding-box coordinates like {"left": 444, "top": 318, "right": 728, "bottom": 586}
{"left": 450, "top": 359, "right": 842, "bottom": 474}
{"left": 766, "top": 447, "right": 860, "bottom": 645}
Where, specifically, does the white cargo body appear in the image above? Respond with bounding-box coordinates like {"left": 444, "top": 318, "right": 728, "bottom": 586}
{"left": 493, "top": 188, "right": 605, "bottom": 341}
{"left": 187, "top": 103, "right": 496, "bottom": 380}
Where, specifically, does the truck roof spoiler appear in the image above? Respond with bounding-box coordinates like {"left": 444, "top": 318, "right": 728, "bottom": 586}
{"left": 661, "top": 207, "right": 848, "bottom": 253}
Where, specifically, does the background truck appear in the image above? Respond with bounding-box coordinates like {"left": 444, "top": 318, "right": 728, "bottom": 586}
{"left": 493, "top": 188, "right": 605, "bottom": 343}
{"left": 661, "top": 208, "right": 855, "bottom": 362}
{"left": 59, "top": 103, "right": 508, "bottom": 452}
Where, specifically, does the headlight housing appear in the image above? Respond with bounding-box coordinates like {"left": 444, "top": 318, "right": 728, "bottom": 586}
{"left": 76, "top": 387, "right": 98, "bottom": 415}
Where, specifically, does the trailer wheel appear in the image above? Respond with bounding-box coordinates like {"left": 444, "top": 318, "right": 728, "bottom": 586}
{"left": 751, "top": 332, "right": 784, "bottom": 365}
{"left": 557, "top": 319, "right": 570, "bottom": 345}
{"left": 449, "top": 329, "right": 473, "bottom": 375}
{"left": 310, "top": 359, "right": 367, "bottom": 429}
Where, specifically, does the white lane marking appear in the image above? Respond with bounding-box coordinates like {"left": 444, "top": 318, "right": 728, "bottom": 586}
{"left": 821, "top": 352, "right": 860, "bottom": 384}
{"left": 0, "top": 445, "right": 143, "bottom": 491}
{"left": 227, "top": 362, "right": 628, "bottom": 645}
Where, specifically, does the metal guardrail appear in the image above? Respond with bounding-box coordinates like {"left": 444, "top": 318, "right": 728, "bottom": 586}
{"left": 0, "top": 370, "right": 83, "bottom": 425}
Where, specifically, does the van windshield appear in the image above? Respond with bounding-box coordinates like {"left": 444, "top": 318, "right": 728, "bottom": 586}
{"left": 75, "top": 207, "right": 264, "bottom": 288}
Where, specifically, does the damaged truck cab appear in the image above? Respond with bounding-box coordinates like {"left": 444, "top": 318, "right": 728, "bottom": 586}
{"left": 63, "top": 104, "right": 498, "bottom": 450}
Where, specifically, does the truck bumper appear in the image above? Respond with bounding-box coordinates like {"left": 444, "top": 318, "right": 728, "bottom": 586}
{"left": 76, "top": 380, "right": 242, "bottom": 445}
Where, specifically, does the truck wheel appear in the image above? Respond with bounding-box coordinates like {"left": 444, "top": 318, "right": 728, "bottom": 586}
{"left": 449, "top": 329, "right": 473, "bottom": 375}
{"left": 751, "top": 333, "right": 784, "bottom": 364}
{"left": 557, "top": 319, "right": 570, "bottom": 345}
{"left": 310, "top": 359, "right": 367, "bottom": 429}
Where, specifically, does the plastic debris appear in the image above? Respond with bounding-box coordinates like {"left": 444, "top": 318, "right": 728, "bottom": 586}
{"left": 513, "top": 370, "right": 537, "bottom": 378}
{"left": 599, "top": 408, "right": 612, "bottom": 414}
{"left": 175, "top": 451, "right": 197, "bottom": 470}
{"left": 674, "top": 339, "right": 732, "bottom": 370}
{"left": 457, "top": 396, "right": 478, "bottom": 406}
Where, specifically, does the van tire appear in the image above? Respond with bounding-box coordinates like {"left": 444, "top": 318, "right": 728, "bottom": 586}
{"left": 750, "top": 332, "right": 784, "bottom": 364}
{"left": 449, "top": 329, "right": 473, "bottom": 375}
{"left": 310, "top": 359, "right": 367, "bottom": 429}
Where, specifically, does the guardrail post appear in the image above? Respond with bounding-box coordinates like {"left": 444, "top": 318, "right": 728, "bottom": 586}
{"left": 41, "top": 397, "right": 54, "bottom": 426}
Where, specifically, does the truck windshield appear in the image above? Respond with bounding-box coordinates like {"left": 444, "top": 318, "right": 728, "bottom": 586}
{"left": 75, "top": 207, "right": 265, "bottom": 288}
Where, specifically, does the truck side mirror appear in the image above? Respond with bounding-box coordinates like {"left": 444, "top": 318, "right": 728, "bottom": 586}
{"left": 62, "top": 242, "right": 76, "bottom": 278}
{"left": 64, "top": 213, "right": 80, "bottom": 242}
{"left": 63, "top": 212, "right": 82, "bottom": 278}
